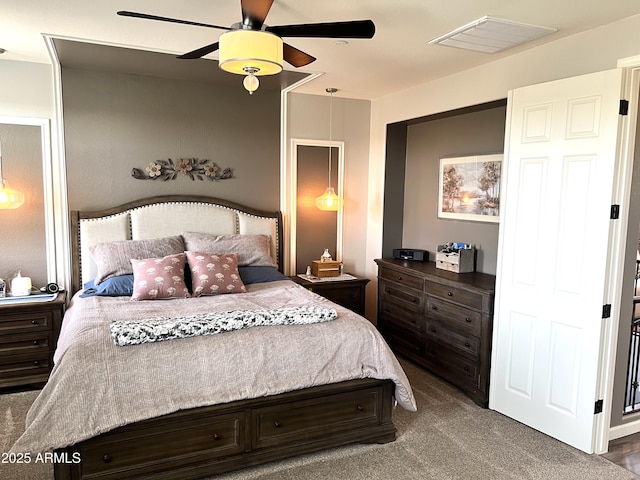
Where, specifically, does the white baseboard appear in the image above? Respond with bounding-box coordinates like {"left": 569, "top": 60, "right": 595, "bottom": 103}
{"left": 609, "top": 419, "right": 640, "bottom": 441}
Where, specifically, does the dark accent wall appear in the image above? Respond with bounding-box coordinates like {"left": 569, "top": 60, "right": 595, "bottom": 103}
{"left": 0, "top": 124, "right": 47, "bottom": 289}
{"left": 61, "top": 67, "right": 281, "bottom": 212}
{"left": 382, "top": 122, "right": 407, "bottom": 259}
{"left": 383, "top": 100, "right": 506, "bottom": 275}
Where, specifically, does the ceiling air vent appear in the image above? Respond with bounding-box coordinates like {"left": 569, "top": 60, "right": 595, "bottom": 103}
{"left": 429, "top": 15, "right": 556, "bottom": 53}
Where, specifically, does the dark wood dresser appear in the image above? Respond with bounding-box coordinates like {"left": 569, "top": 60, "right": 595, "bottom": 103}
{"left": 0, "top": 293, "right": 65, "bottom": 388}
{"left": 290, "top": 275, "right": 370, "bottom": 315}
{"left": 375, "top": 258, "right": 495, "bottom": 407}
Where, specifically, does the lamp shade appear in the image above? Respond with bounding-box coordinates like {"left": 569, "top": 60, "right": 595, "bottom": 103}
{"left": 0, "top": 179, "right": 25, "bottom": 209}
{"left": 219, "top": 30, "right": 283, "bottom": 76}
{"left": 315, "top": 187, "right": 343, "bottom": 211}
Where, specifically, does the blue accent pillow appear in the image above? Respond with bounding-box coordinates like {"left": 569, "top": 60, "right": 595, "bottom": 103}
{"left": 238, "top": 266, "right": 288, "bottom": 285}
{"left": 80, "top": 275, "right": 135, "bottom": 297}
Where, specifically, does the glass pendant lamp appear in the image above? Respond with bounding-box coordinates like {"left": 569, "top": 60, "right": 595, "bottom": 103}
{"left": 316, "top": 88, "right": 343, "bottom": 211}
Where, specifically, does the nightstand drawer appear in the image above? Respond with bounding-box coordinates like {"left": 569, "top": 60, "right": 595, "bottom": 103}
{"left": 0, "top": 311, "right": 52, "bottom": 334}
{"left": 0, "top": 331, "right": 51, "bottom": 356}
{"left": 0, "top": 353, "right": 50, "bottom": 380}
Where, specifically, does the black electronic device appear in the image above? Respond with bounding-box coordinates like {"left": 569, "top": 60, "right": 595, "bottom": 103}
{"left": 393, "top": 248, "right": 427, "bottom": 261}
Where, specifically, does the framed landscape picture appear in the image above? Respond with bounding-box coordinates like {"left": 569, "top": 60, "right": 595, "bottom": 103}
{"left": 438, "top": 154, "right": 502, "bottom": 223}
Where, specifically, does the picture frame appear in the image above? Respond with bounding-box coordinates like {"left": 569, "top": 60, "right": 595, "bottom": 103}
{"left": 438, "top": 154, "right": 502, "bottom": 223}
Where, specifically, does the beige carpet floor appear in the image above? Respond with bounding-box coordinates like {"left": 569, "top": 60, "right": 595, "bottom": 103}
{"left": 1, "top": 359, "right": 637, "bottom": 479}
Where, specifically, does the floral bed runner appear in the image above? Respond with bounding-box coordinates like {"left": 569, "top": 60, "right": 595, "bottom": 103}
{"left": 110, "top": 305, "right": 337, "bottom": 346}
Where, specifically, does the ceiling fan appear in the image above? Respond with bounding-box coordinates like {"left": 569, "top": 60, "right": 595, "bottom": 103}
{"left": 117, "top": 0, "right": 375, "bottom": 93}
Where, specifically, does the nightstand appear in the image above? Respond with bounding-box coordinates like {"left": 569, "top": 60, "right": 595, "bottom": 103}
{"left": 290, "top": 274, "right": 370, "bottom": 315}
{"left": 0, "top": 293, "right": 65, "bottom": 388}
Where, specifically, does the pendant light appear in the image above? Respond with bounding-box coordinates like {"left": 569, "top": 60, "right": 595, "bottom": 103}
{"left": 0, "top": 142, "right": 25, "bottom": 209}
{"left": 315, "top": 88, "right": 343, "bottom": 211}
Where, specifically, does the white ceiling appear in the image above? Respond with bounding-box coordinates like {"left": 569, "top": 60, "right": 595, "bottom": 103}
{"left": 2, "top": 0, "right": 640, "bottom": 100}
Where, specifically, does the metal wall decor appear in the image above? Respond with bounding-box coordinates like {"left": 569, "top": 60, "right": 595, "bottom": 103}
{"left": 132, "top": 158, "right": 233, "bottom": 181}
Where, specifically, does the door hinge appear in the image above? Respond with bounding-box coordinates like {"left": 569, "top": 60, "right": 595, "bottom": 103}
{"left": 602, "top": 304, "right": 612, "bottom": 318}
{"left": 595, "top": 399, "right": 604, "bottom": 414}
{"left": 610, "top": 204, "right": 620, "bottom": 219}
{"left": 620, "top": 99, "right": 629, "bottom": 116}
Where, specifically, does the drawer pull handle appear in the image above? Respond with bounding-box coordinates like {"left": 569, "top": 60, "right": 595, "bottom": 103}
{"left": 33, "top": 360, "right": 40, "bottom": 366}
{"left": 447, "top": 291, "right": 453, "bottom": 296}
{"left": 464, "top": 341, "right": 471, "bottom": 347}
{"left": 465, "top": 318, "right": 472, "bottom": 323}
{"left": 356, "top": 404, "right": 364, "bottom": 412}
{"left": 33, "top": 340, "right": 39, "bottom": 345}
{"left": 213, "top": 434, "right": 222, "bottom": 441}
{"left": 411, "top": 298, "right": 417, "bottom": 303}
{"left": 31, "top": 320, "right": 38, "bottom": 325}
{"left": 397, "top": 276, "right": 403, "bottom": 281}
{"left": 464, "top": 366, "right": 470, "bottom": 372}
{"left": 431, "top": 327, "right": 436, "bottom": 333}
{"left": 431, "top": 305, "right": 437, "bottom": 311}
{"left": 102, "top": 455, "right": 113, "bottom": 463}
{"left": 274, "top": 421, "right": 282, "bottom": 428}
{"left": 410, "top": 319, "right": 416, "bottom": 324}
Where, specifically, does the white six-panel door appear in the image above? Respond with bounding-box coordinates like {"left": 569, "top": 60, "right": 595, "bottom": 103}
{"left": 490, "top": 69, "right": 623, "bottom": 453}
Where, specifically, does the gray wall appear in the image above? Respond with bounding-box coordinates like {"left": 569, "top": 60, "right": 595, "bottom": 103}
{"left": 400, "top": 104, "right": 506, "bottom": 275}
{"left": 0, "top": 124, "right": 47, "bottom": 289}
{"left": 62, "top": 67, "right": 281, "bottom": 212}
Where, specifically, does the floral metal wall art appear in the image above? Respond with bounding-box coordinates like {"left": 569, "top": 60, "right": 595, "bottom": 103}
{"left": 132, "top": 158, "right": 233, "bottom": 182}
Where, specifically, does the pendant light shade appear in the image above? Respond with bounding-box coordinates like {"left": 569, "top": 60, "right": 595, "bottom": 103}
{"left": 315, "top": 186, "right": 343, "bottom": 211}
{"left": 0, "top": 180, "right": 25, "bottom": 209}
{"left": 315, "top": 88, "right": 343, "bottom": 211}
{"left": 0, "top": 145, "right": 25, "bottom": 209}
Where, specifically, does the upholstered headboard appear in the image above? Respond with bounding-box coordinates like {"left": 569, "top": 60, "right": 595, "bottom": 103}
{"left": 70, "top": 195, "right": 283, "bottom": 293}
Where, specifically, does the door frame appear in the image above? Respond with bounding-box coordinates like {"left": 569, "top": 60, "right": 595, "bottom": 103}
{"left": 284, "top": 138, "right": 345, "bottom": 276}
{"left": 604, "top": 55, "right": 640, "bottom": 444}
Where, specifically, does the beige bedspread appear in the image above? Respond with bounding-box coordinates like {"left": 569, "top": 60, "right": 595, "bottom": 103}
{"left": 11, "top": 280, "right": 416, "bottom": 454}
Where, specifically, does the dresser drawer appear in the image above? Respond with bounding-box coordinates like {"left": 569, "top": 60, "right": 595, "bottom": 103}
{"left": 379, "top": 320, "right": 424, "bottom": 358}
{"left": 379, "top": 268, "right": 424, "bottom": 291}
{"left": 427, "top": 297, "right": 482, "bottom": 336}
{"left": 380, "top": 280, "right": 423, "bottom": 313}
{"left": 379, "top": 298, "right": 424, "bottom": 333}
{"left": 0, "top": 311, "right": 52, "bottom": 334}
{"left": 0, "top": 331, "right": 51, "bottom": 357}
{"left": 79, "top": 412, "right": 243, "bottom": 477}
{"left": 426, "top": 320, "right": 480, "bottom": 358}
{"left": 425, "top": 281, "right": 483, "bottom": 310}
{"left": 254, "top": 387, "right": 381, "bottom": 449}
{"left": 425, "top": 343, "right": 480, "bottom": 391}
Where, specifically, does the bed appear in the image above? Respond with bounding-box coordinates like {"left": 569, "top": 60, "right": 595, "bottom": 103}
{"left": 10, "top": 195, "right": 416, "bottom": 480}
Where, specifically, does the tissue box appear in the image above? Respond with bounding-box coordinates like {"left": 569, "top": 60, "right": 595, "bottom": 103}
{"left": 435, "top": 245, "right": 475, "bottom": 273}
{"left": 311, "top": 260, "right": 341, "bottom": 277}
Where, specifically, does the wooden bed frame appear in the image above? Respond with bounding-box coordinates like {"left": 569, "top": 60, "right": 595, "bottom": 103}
{"left": 54, "top": 195, "right": 397, "bottom": 480}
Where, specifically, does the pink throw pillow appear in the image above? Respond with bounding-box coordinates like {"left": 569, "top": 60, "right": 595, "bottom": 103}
{"left": 130, "top": 253, "right": 190, "bottom": 301}
{"left": 186, "top": 252, "right": 247, "bottom": 297}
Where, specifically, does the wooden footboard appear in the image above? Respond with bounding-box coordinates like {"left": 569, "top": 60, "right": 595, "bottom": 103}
{"left": 54, "top": 379, "right": 396, "bottom": 480}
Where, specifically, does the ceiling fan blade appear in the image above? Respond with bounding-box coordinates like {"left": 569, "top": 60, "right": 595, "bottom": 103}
{"left": 241, "top": 0, "right": 274, "bottom": 29}
{"left": 267, "top": 20, "right": 375, "bottom": 39}
{"left": 178, "top": 42, "right": 220, "bottom": 60}
{"left": 117, "top": 11, "right": 231, "bottom": 31}
{"left": 283, "top": 43, "right": 316, "bottom": 67}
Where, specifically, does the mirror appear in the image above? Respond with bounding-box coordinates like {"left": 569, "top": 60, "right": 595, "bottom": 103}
{"left": 289, "top": 139, "right": 344, "bottom": 275}
{"left": 0, "top": 116, "right": 53, "bottom": 291}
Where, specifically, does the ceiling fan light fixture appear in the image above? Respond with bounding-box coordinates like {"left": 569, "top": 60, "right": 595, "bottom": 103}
{"left": 219, "top": 29, "right": 283, "bottom": 75}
